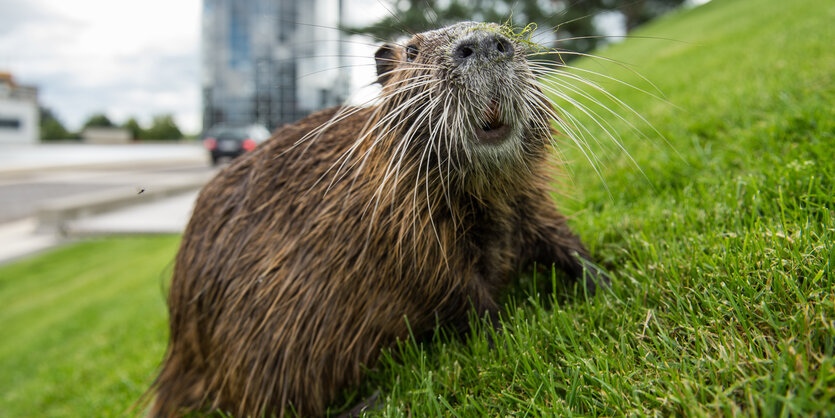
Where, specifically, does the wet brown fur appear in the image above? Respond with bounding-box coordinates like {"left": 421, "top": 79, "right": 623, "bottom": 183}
{"left": 149, "top": 22, "right": 600, "bottom": 417}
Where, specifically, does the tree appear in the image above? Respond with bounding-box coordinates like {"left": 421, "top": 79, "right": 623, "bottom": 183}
{"left": 142, "top": 114, "right": 184, "bottom": 140}
{"left": 121, "top": 117, "right": 143, "bottom": 140}
{"left": 346, "top": 0, "right": 686, "bottom": 57}
{"left": 39, "top": 107, "right": 75, "bottom": 141}
{"left": 82, "top": 113, "right": 115, "bottom": 129}
{"left": 595, "top": 0, "right": 687, "bottom": 32}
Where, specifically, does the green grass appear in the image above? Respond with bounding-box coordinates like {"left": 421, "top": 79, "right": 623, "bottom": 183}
{"left": 0, "top": 236, "right": 178, "bottom": 416}
{"left": 2, "top": 0, "right": 834, "bottom": 415}
{"left": 354, "top": 0, "right": 835, "bottom": 415}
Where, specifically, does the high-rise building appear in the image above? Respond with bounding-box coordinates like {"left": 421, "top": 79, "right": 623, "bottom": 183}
{"left": 201, "top": 0, "right": 349, "bottom": 134}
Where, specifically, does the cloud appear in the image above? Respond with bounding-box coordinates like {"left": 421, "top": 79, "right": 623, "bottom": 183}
{"left": 0, "top": 0, "right": 201, "bottom": 132}
{"left": 33, "top": 52, "right": 200, "bottom": 132}
{"left": 0, "top": 0, "right": 64, "bottom": 36}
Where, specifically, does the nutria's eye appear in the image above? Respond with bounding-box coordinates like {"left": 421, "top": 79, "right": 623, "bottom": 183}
{"left": 406, "top": 44, "right": 419, "bottom": 62}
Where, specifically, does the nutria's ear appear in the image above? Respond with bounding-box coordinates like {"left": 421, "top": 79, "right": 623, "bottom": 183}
{"left": 375, "top": 43, "right": 399, "bottom": 85}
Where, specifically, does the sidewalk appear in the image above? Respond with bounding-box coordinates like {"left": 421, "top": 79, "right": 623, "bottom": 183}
{"left": 0, "top": 218, "right": 60, "bottom": 263}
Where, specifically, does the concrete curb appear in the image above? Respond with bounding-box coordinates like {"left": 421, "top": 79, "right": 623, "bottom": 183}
{"left": 36, "top": 172, "right": 212, "bottom": 235}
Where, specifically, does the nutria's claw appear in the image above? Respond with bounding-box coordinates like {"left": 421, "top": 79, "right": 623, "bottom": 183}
{"left": 338, "top": 390, "right": 381, "bottom": 418}
{"left": 578, "top": 257, "right": 611, "bottom": 297}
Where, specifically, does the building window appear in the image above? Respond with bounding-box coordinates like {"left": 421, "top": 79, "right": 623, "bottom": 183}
{"left": 0, "top": 118, "right": 22, "bottom": 130}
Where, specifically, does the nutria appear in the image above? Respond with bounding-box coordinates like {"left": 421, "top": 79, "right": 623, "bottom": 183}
{"left": 150, "top": 22, "right": 606, "bottom": 417}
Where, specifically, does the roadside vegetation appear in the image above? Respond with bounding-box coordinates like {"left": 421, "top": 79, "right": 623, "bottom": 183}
{"left": 1, "top": 0, "right": 832, "bottom": 415}
{"left": 0, "top": 237, "right": 177, "bottom": 416}
{"left": 40, "top": 110, "right": 186, "bottom": 141}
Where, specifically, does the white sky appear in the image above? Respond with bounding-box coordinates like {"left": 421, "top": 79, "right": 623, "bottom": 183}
{"left": 0, "top": 0, "right": 199, "bottom": 133}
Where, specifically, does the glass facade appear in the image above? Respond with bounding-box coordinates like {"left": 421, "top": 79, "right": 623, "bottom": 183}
{"left": 201, "top": 0, "right": 349, "bottom": 134}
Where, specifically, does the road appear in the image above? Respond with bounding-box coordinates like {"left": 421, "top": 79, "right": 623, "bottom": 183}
{"left": 0, "top": 164, "right": 214, "bottom": 224}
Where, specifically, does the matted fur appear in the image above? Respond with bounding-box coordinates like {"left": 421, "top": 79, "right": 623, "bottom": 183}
{"left": 149, "top": 22, "right": 600, "bottom": 417}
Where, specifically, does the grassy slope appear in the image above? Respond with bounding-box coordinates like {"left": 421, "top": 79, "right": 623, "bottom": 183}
{"left": 0, "top": 0, "right": 832, "bottom": 416}
{"left": 357, "top": 0, "right": 835, "bottom": 415}
{"left": 0, "top": 236, "right": 178, "bottom": 416}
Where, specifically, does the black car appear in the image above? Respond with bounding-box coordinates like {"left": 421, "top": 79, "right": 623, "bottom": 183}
{"left": 203, "top": 125, "right": 271, "bottom": 165}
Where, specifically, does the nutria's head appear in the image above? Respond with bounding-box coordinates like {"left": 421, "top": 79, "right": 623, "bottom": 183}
{"left": 370, "top": 22, "right": 554, "bottom": 186}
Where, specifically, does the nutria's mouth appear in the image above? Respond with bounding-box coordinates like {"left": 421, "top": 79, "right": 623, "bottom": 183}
{"left": 474, "top": 100, "right": 512, "bottom": 144}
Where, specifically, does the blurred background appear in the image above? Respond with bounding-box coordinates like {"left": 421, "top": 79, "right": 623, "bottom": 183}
{"left": 0, "top": 0, "right": 702, "bottom": 263}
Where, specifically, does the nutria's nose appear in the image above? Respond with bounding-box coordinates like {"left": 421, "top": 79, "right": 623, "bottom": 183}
{"left": 453, "top": 33, "right": 514, "bottom": 65}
